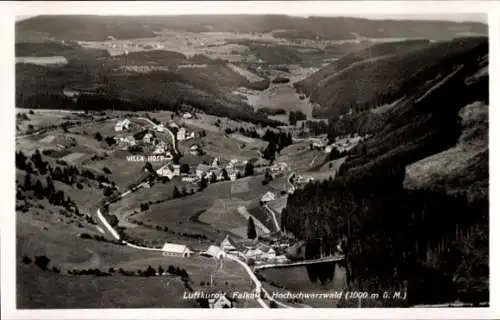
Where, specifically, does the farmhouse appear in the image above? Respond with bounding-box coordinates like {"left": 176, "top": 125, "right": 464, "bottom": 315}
{"left": 177, "top": 127, "right": 187, "bottom": 141}
{"left": 161, "top": 243, "right": 192, "bottom": 258}
{"left": 245, "top": 247, "right": 264, "bottom": 260}
{"left": 220, "top": 235, "right": 239, "bottom": 253}
{"left": 181, "top": 174, "right": 199, "bottom": 183}
{"left": 157, "top": 164, "right": 180, "bottom": 179}
{"left": 154, "top": 124, "right": 165, "bottom": 132}
{"left": 205, "top": 245, "right": 226, "bottom": 259}
{"left": 183, "top": 112, "right": 193, "bottom": 119}
{"left": 115, "top": 119, "right": 131, "bottom": 132}
{"left": 196, "top": 163, "right": 211, "bottom": 178}
{"left": 260, "top": 191, "right": 276, "bottom": 203}
{"left": 258, "top": 245, "right": 276, "bottom": 260}
{"left": 142, "top": 133, "right": 153, "bottom": 144}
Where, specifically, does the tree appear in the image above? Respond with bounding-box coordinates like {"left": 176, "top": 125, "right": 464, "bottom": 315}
{"left": 244, "top": 162, "right": 254, "bottom": 177}
{"left": 24, "top": 173, "right": 32, "bottom": 190}
{"left": 108, "top": 214, "right": 119, "bottom": 227}
{"left": 180, "top": 163, "right": 190, "bottom": 174}
{"left": 173, "top": 186, "right": 181, "bottom": 199}
{"left": 199, "top": 176, "right": 208, "bottom": 191}
{"left": 221, "top": 168, "right": 229, "bottom": 181}
{"left": 145, "top": 265, "right": 156, "bottom": 277}
{"left": 247, "top": 217, "right": 257, "bottom": 239}
{"left": 210, "top": 173, "right": 217, "bottom": 184}
{"left": 34, "top": 255, "right": 51, "bottom": 271}
{"left": 94, "top": 132, "right": 103, "bottom": 141}
{"left": 158, "top": 265, "right": 164, "bottom": 275}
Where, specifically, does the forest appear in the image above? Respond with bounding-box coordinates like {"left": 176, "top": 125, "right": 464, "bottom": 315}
{"left": 281, "top": 163, "right": 489, "bottom": 305}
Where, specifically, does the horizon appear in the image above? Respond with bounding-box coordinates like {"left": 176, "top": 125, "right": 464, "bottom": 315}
{"left": 15, "top": 13, "right": 487, "bottom": 24}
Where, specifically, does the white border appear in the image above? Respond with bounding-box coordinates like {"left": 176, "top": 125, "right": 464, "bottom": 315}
{"left": 1, "top": 1, "right": 498, "bottom": 319}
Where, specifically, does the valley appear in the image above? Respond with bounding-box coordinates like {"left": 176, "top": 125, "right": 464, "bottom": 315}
{"left": 13, "top": 14, "right": 489, "bottom": 310}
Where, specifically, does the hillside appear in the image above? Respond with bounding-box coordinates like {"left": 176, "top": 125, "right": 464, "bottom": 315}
{"left": 403, "top": 101, "right": 488, "bottom": 200}
{"left": 16, "top": 15, "right": 487, "bottom": 42}
{"left": 281, "top": 36, "right": 489, "bottom": 305}
{"left": 295, "top": 37, "right": 487, "bottom": 119}
{"left": 15, "top": 48, "right": 282, "bottom": 127}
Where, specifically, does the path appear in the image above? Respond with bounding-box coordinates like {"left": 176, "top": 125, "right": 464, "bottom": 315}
{"left": 263, "top": 203, "right": 281, "bottom": 232}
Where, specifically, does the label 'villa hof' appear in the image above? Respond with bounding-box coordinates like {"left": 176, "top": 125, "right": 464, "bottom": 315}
{"left": 127, "top": 155, "right": 166, "bottom": 162}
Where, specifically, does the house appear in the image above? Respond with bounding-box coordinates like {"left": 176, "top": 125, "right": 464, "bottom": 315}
{"left": 154, "top": 124, "right": 165, "bottom": 132}
{"left": 258, "top": 245, "right": 276, "bottom": 260}
{"left": 245, "top": 247, "right": 264, "bottom": 260}
{"left": 169, "top": 122, "right": 179, "bottom": 129}
{"left": 142, "top": 133, "right": 153, "bottom": 144}
{"left": 211, "top": 157, "right": 220, "bottom": 168}
{"left": 209, "top": 294, "right": 233, "bottom": 308}
{"left": 196, "top": 163, "right": 211, "bottom": 178}
{"left": 228, "top": 169, "right": 239, "bottom": 181}
{"left": 325, "top": 145, "right": 333, "bottom": 154}
{"left": 274, "top": 255, "right": 289, "bottom": 263}
{"left": 220, "top": 235, "right": 239, "bottom": 253}
{"left": 181, "top": 175, "right": 199, "bottom": 183}
{"left": 189, "top": 144, "right": 199, "bottom": 155}
{"left": 172, "top": 164, "right": 180, "bottom": 176}
{"left": 205, "top": 245, "right": 226, "bottom": 259}
{"left": 177, "top": 127, "right": 187, "bottom": 141}
{"left": 161, "top": 243, "right": 192, "bottom": 258}
{"left": 260, "top": 191, "right": 276, "bottom": 203}
{"left": 114, "top": 119, "right": 131, "bottom": 132}
{"left": 157, "top": 165, "right": 175, "bottom": 179}
{"left": 153, "top": 142, "right": 168, "bottom": 155}
{"left": 183, "top": 112, "right": 193, "bottom": 119}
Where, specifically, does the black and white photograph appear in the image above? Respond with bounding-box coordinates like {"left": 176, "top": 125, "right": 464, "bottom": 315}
{"left": 1, "top": 0, "right": 497, "bottom": 318}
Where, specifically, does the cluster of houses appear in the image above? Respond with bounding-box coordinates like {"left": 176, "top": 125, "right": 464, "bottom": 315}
{"left": 204, "top": 235, "right": 289, "bottom": 265}
{"left": 311, "top": 134, "right": 370, "bottom": 154}
{"left": 168, "top": 122, "right": 196, "bottom": 141}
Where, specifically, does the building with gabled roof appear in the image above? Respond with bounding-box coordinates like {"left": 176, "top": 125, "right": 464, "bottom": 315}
{"left": 161, "top": 243, "right": 192, "bottom": 258}
{"left": 260, "top": 191, "right": 276, "bottom": 203}
{"left": 220, "top": 235, "right": 239, "bottom": 253}
{"left": 205, "top": 245, "right": 226, "bottom": 259}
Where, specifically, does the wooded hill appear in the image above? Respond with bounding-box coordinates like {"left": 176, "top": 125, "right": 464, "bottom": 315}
{"left": 16, "top": 15, "right": 487, "bottom": 42}
{"left": 282, "top": 37, "right": 489, "bottom": 305}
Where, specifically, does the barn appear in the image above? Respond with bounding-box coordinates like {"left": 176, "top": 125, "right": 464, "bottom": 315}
{"left": 161, "top": 243, "right": 192, "bottom": 258}
{"left": 206, "top": 245, "right": 226, "bottom": 259}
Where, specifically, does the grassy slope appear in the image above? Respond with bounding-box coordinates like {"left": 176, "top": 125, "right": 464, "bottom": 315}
{"left": 404, "top": 101, "right": 488, "bottom": 200}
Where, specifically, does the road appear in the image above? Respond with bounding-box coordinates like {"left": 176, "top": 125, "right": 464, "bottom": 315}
{"left": 136, "top": 117, "right": 178, "bottom": 154}
{"left": 96, "top": 181, "right": 294, "bottom": 309}
{"left": 254, "top": 255, "right": 345, "bottom": 271}
{"left": 263, "top": 203, "right": 281, "bottom": 232}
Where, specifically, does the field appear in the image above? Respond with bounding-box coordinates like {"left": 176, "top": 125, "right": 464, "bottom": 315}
{"left": 277, "top": 140, "right": 325, "bottom": 173}
{"left": 133, "top": 175, "right": 282, "bottom": 239}
{"left": 17, "top": 264, "right": 195, "bottom": 309}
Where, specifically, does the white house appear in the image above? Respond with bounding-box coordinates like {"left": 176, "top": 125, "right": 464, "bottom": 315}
{"left": 206, "top": 245, "right": 226, "bottom": 259}
{"left": 220, "top": 235, "right": 238, "bottom": 253}
{"left": 183, "top": 112, "right": 193, "bottom": 119}
{"left": 114, "top": 119, "right": 131, "bottom": 132}
{"left": 181, "top": 175, "right": 199, "bottom": 183}
{"left": 143, "top": 133, "right": 153, "bottom": 144}
{"left": 161, "top": 243, "right": 192, "bottom": 258}
{"left": 153, "top": 142, "right": 168, "bottom": 155}
{"left": 260, "top": 191, "right": 276, "bottom": 203}
{"left": 154, "top": 124, "right": 165, "bottom": 132}
{"left": 196, "top": 163, "right": 211, "bottom": 179}
{"left": 177, "top": 127, "right": 187, "bottom": 141}
{"left": 245, "top": 248, "right": 264, "bottom": 260}
{"left": 172, "top": 164, "right": 180, "bottom": 176}
{"left": 157, "top": 165, "right": 175, "bottom": 179}
{"left": 260, "top": 246, "right": 276, "bottom": 260}
{"left": 211, "top": 157, "right": 220, "bottom": 168}
{"left": 228, "top": 169, "right": 239, "bottom": 181}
